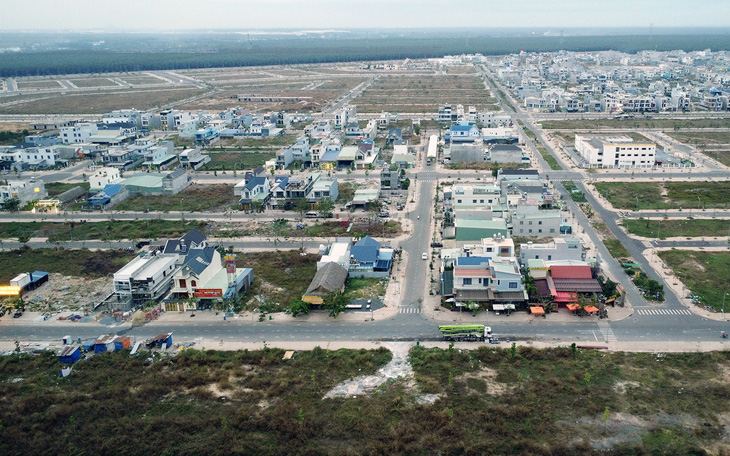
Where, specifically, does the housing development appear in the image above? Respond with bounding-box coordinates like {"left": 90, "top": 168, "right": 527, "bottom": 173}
{"left": 2, "top": 40, "right": 730, "bottom": 454}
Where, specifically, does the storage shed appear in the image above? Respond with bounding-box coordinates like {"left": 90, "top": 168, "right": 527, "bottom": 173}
{"left": 113, "top": 336, "right": 131, "bottom": 351}
{"left": 58, "top": 346, "right": 81, "bottom": 364}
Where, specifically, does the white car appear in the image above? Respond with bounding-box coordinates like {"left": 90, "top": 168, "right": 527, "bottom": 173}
{"left": 422, "top": 253, "right": 428, "bottom": 260}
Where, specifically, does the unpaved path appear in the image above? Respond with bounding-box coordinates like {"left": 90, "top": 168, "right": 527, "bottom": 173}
{"left": 324, "top": 342, "right": 414, "bottom": 398}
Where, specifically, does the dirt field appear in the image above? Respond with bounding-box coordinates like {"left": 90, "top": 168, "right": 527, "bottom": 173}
{"left": 69, "top": 78, "right": 118, "bottom": 88}
{"left": 0, "top": 87, "right": 206, "bottom": 114}
{"left": 118, "top": 75, "right": 168, "bottom": 85}
{"left": 15, "top": 80, "right": 62, "bottom": 89}
{"left": 19, "top": 273, "right": 113, "bottom": 312}
{"left": 354, "top": 74, "right": 495, "bottom": 113}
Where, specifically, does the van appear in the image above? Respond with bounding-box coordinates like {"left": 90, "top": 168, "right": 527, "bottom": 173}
{"left": 305, "top": 211, "right": 319, "bottom": 218}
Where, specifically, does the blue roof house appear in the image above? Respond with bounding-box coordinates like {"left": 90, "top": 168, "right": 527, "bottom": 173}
{"left": 449, "top": 124, "right": 481, "bottom": 143}
{"left": 348, "top": 236, "right": 394, "bottom": 278}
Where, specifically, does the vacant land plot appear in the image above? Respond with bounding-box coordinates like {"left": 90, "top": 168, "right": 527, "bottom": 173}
{"left": 4, "top": 346, "right": 730, "bottom": 455}
{"left": 540, "top": 118, "right": 730, "bottom": 130}
{"left": 0, "top": 247, "right": 133, "bottom": 282}
{"left": 115, "top": 185, "right": 236, "bottom": 213}
{"left": 562, "top": 181, "right": 587, "bottom": 202}
{"left": 119, "top": 75, "right": 168, "bottom": 85}
{"left": 15, "top": 79, "right": 62, "bottom": 89}
{"left": 0, "top": 87, "right": 206, "bottom": 114}
{"left": 0, "top": 220, "right": 209, "bottom": 243}
{"left": 201, "top": 151, "right": 276, "bottom": 171}
{"left": 69, "top": 78, "right": 117, "bottom": 88}
{"left": 44, "top": 182, "right": 90, "bottom": 197}
{"left": 179, "top": 87, "right": 337, "bottom": 112}
{"left": 666, "top": 131, "right": 730, "bottom": 167}
{"left": 659, "top": 250, "right": 730, "bottom": 310}
{"left": 445, "top": 65, "right": 476, "bottom": 74}
{"left": 354, "top": 75, "right": 496, "bottom": 113}
{"left": 622, "top": 218, "right": 730, "bottom": 238}
{"left": 236, "top": 250, "right": 318, "bottom": 310}
{"left": 594, "top": 181, "right": 730, "bottom": 210}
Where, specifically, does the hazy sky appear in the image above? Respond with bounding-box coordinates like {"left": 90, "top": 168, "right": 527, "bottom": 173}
{"left": 0, "top": 0, "right": 728, "bottom": 31}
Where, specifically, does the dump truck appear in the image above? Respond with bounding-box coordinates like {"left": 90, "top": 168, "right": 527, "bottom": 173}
{"left": 438, "top": 324, "right": 492, "bottom": 342}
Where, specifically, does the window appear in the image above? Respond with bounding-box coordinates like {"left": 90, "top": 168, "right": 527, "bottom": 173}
{"left": 509, "top": 282, "right": 518, "bottom": 289}
{"left": 179, "top": 279, "right": 186, "bottom": 288}
{"left": 549, "top": 228, "right": 555, "bottom": 233}
{"left": 547, "top": 255, "right": 552, "bottom": 261}
{"left": 538, "top": 221, "right": 542, "bottom": 225}
{"left": 463, "top": 278, "right": 472, "bottom": 285}
{"left": 191, "top": 280, "right": 197, "bottom": 287}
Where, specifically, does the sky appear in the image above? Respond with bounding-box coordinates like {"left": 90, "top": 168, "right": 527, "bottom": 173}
{"left": 0, "top": 0, "right": 728, "bottom": 31}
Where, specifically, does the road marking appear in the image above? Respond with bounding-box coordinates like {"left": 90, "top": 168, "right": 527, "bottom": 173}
{"left": 597, "top": 321, "right": 617, "bottom": 342}
{"left": 636, "top": 308, "right": 692, "bottom": 316}
{"left": 398, "top": 307, "right": 421, "bottom": 314}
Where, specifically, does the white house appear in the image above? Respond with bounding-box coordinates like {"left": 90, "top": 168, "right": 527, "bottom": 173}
{"left": 89, "top": 167, "right": 122, "bottom": 192}
{"left": 574, "top": 134, "right": 656, "bottom": 168}
{"left": 60, "top": 123, "right": 98, "bottom": 144}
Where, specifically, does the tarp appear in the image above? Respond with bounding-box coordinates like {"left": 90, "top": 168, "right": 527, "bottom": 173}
{"left": 530, "top": 306, "right": 545, "bottom": 314}
{"left": 566, "top": 303, "right": 580, "bottom": 311}
{"left": 584, "top": 305, "right": 599, "bottom": 313}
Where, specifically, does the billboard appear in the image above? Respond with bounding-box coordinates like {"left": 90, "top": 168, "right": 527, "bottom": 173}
{"left": 0, "top": 286, "right": 21, "bottom": 296}
{"left": 194, "top": 289, "right": 222, "bottom": 298}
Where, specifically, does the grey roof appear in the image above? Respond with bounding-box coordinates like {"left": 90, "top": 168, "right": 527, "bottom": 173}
{"left": 182, "top": 247, "right": 216, "bottom": 275}
{"left": 164, "top": 167, "right": 187, "bottom": 180}
{"left": 305, "top": 262, "right": 348, "bottom": 295}
{"left": 245, "top": 176, "right": 268, "bottom": 191}
{"left": 164, "top": 229, "right": 207, "bottom": 254}
{"left": 490, "top": 144, "right": 522, "bottom": 152}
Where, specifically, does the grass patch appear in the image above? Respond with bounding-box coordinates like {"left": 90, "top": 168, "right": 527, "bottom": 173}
{"left": 200, "top": 151, "right": 276, "bottom": 171}
{"left": 603, "top": 238, "right": 632, "bottom": 260}
{"left": 114, "top": 185, "right": 236, "bottom": 212}
{"left": 4, "top": 344, "right": 730, "bottom": 454}
{"left": 0, "top": 247, "right": 133, "bottom": 282}
{"left": 44, "top": 182, "right": 90, "bottom": 197}
{"left": 659, "top": 250, "right": 730, "bottom": 311}
{"left": 537, "top": 144, "right": 562, "bottom": 170}
{"left": 595, "top": 181, "right": 730, "bottom": 210}
{"left": 562, "top": 181, "right": 587, "bottom": 202}
{"left": 0, "top": 220, "right": 211, "bottom": 242}
{"left": 235, "top": 250, "right": 318, "bottom": 310}
{"left": 343, "top": 277, "right": 387, "bottom": 301}
{"left": 622, "top": 218, "right": 730, "bottom": 238}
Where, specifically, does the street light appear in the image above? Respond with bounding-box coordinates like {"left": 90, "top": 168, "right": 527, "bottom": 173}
{"left": 723, "top": 292, "right": 728, "bottom": 321}
{"left": 180, "top": 198, "right": 185, "bottom": 221}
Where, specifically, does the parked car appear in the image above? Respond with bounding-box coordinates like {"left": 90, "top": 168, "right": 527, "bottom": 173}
{"left": 430, "top": 242, "right": 443, "bottom": 248}
{"left": 13, "top": 311, "right": 23, "bottom": 318}
{"left": 379, "top": 212, "right": 390, "bottom": 218}
{"left": 422, "top": 253, "right": 428, "bottom": 260}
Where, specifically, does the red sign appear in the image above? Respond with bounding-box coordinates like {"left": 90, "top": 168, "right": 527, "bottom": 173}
{"left": 194, "top": 289, "right": 222, "bottom": 298}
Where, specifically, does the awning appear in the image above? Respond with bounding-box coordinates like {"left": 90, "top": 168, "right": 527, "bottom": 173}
{"left": 492, "top": 304, "right": 505, "bottom": 311}
{"left": 530, "top": 306, "right": 545, "bottom": 314}
{"left": 555, "top": 291, "right": 578, "bottom": 303}
{"left": 584, "top": 305, "right": 599, "bottom": 313}
{"left": 566, "top": 303, "right": 580, "bottom": 311}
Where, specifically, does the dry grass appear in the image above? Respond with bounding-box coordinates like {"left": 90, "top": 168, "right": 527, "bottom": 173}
{"left": 0, "top": 88, "right": 206, "bottom": 114}
{"left": 69, "top": 78, "right": 117, "bottom": 88}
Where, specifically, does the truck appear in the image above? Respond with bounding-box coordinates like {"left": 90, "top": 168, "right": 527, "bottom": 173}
{"left": 438, "top": 324, "right": 492, "bottom": 342}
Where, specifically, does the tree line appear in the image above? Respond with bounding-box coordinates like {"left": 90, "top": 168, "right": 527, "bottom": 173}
{"left": 3, "top": 34, "right": 730, "bottom": 78}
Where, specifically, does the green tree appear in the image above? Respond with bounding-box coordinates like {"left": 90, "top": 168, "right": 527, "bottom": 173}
{"left": 401, "top": 177, "right": 411, "bottom": 190}
{"left": 294, "top": 198, "right": 310, "bottom": 218}
{"left": 251, "top": 200, "right": 264, "bottom": 213}
{"left": 322, "top": 291, "right": 348, "bottom": 319}
{"left": 290, "top": 300, "right": 311, "bottom": 317}
{"left": 367, "top": 199, "right": 382, "bottom": 227}
{"left": 17, "top": 233, "right": 31, "bottom": 246}
{"left": 3, "top": 197, "right": 20, "bottom": 212}
{"left": 317, "top": 198, "right": 334, "bottom": 217}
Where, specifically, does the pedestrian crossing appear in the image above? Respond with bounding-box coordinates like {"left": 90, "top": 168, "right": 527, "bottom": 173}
{"left": 597, "top": 321, "right": 618, "bottom": 342}
{"left": 636, "top": 308, "right": 692, "bottom": 316}
{"left": 398, "top": 307, "right": 421, "bottom": 314}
